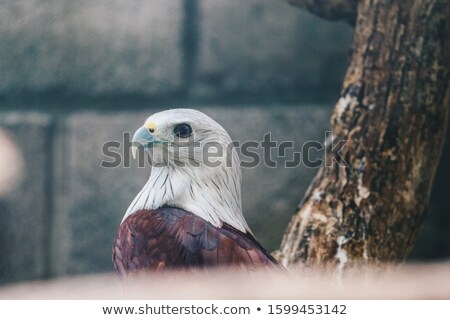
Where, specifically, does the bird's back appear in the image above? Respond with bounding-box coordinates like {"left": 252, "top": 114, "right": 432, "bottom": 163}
{"left": 113, "top": 206, "right": 279, "bottom": 275}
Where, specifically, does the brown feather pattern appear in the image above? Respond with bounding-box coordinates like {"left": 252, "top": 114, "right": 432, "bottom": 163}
{"left": 112, "top": 207, "right": 279, "bottom": 275}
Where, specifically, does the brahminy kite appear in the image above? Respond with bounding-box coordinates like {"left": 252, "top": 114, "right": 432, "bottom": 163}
{"left": 113, "top": 109, "right": 279, "bottom": 275}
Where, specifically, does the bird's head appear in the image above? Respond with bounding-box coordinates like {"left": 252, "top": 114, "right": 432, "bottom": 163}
{"left": 131, "top": 108, "right": 235, "bottom": 170}
{"left": 125, "top": 109, "right": 249, "bottom": 233}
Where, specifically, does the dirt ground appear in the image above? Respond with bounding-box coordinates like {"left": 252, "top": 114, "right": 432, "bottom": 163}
{"left": 0, "top": 262, "right": 449, "bottom": 299}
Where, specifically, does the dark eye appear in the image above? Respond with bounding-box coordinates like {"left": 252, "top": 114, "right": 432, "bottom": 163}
{"left": 173, "top": 123, "right": 192, "bottom": 138}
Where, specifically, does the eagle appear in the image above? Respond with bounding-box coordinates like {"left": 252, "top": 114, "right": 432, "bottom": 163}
{"left": 112, "top": 109, "right": 279, "bottom": 275}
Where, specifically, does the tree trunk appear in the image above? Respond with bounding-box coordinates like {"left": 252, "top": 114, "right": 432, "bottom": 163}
{"left": 275, "top": 0, "right": 450, "bottom": 270}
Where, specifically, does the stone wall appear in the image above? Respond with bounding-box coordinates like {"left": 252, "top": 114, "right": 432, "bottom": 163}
{"left": 0, "top": 0, "right": 448, "bottom": 285}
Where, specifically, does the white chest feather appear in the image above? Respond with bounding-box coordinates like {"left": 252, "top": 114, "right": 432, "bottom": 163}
{"left": 122, "top": 164, "right": 250, "bottom": 234}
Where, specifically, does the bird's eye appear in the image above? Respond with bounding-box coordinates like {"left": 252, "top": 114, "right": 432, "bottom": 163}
{"left": 173, "top": 123, "right": 192, "bottom": 138}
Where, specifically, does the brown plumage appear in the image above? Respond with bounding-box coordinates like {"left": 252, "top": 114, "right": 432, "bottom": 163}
{"left": 113, "top": 207, "right": 279, "bottom": 275}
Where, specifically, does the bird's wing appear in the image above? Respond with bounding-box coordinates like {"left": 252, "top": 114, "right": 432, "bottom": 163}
{"left": 112, "top": 207, "right": 279, "bottom": 275}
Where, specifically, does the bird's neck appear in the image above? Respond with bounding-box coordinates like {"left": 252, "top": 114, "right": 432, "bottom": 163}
{"left": 123, "top": 165, "right": 250, "bottom": 233}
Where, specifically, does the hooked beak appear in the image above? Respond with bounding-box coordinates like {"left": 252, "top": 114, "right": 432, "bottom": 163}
{"left": 131, "top": 126, "right": 165, "bottom": 159}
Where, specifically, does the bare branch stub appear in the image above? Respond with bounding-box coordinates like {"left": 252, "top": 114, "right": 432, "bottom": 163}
{"left": 286, "top": 0, "right": 359, "bottom": 25}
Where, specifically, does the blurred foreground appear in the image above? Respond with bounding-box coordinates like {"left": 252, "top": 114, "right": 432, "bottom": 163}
{"left": 0, "top": 263, "right": 449, "bottom": 299}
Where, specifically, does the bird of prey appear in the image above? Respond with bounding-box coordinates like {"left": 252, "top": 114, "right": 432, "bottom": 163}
{"left": 113, "top": 109, "right": 279, "bottom": 275}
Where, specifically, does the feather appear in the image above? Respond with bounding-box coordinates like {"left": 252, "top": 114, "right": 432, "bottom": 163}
{"left": 113, "top": 207, "right": 279, "bottom": 275}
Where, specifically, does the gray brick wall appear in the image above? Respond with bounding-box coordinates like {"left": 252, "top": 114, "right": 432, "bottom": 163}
{"left": 0, "top": 0, "right": 448, "bottom": 284}
{"left": 194, "top": 0, "right": 352, "bottom": 99}
{"left": 0, "top": 0, "right": 183, "bottom": 96}
{"left": 0, "top": 0, "right": 352, "bottom": 100}
{"left": 0, "top": 114, "right": 54, "bottom": 283}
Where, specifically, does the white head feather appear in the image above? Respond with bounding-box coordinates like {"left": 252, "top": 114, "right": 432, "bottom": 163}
{"left": 122, "top": 108, "right": 250, "bottom": 233}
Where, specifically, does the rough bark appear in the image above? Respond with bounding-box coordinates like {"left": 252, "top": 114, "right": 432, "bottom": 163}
{"left": 286, "top": 0, "right": 358, "bottom": 25}
{"left": 275, "top": 0, "right": 450, "bottom": 270}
